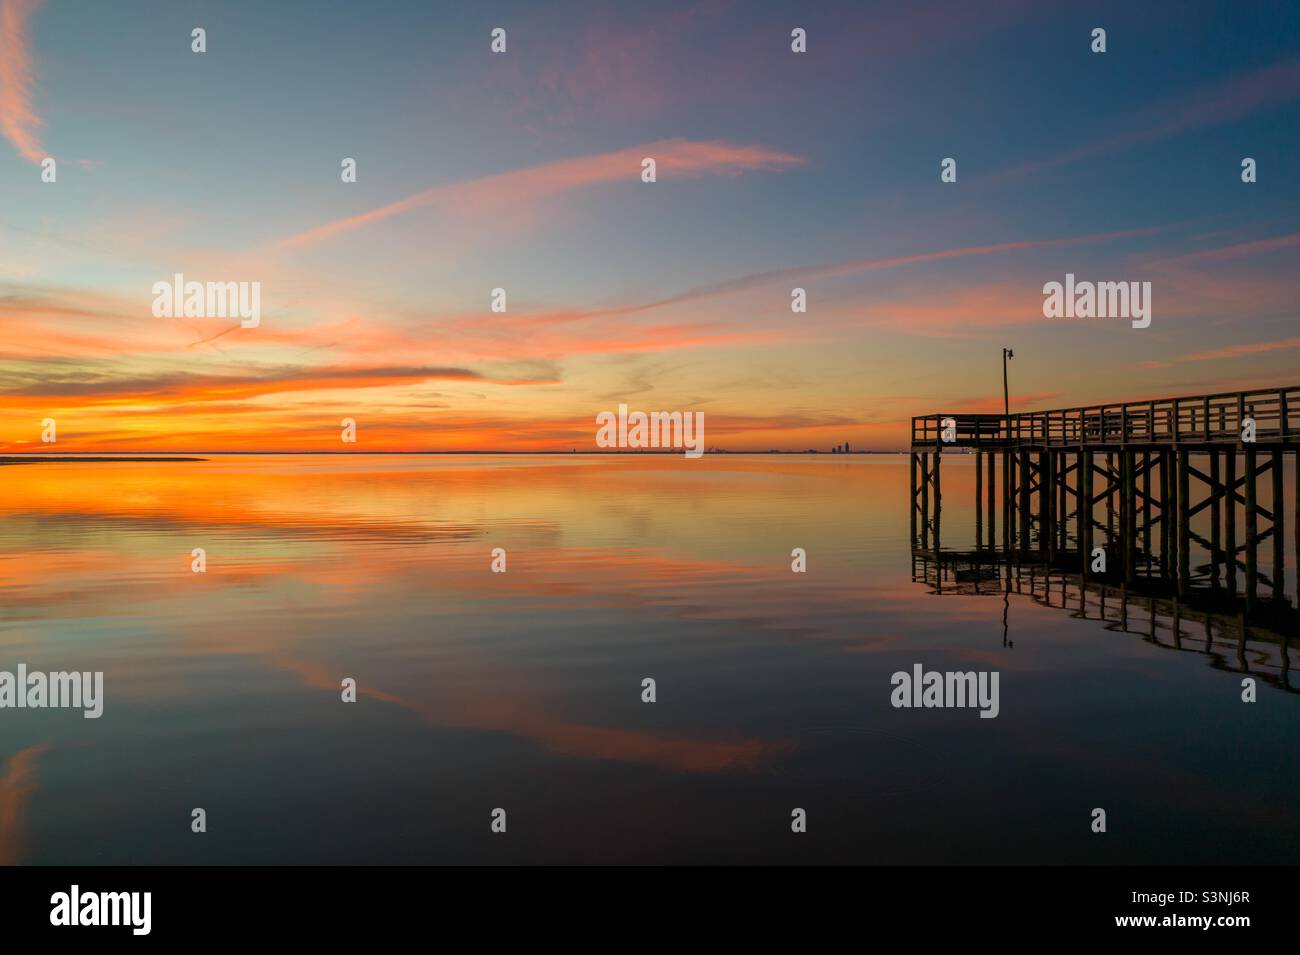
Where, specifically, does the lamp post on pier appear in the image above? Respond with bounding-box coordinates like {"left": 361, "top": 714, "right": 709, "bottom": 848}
{"left": 1002, "top": 348, "right": 1014, "bottom": 424}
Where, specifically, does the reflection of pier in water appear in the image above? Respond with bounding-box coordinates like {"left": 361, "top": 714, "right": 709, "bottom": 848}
{"left": 912, "top": 549, "right": 1297, "bottom": 694}
{"left": 908, "top": 385, "right": 1298, "bottom": 693}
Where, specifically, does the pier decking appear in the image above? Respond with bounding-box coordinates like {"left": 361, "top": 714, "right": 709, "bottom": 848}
{"left": 911, "top": 385, "right": 1300, "bottom": 450}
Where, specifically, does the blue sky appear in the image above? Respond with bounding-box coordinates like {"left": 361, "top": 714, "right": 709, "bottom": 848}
{"left": 1, "top": 0, "right": 1297, "bottom": 449}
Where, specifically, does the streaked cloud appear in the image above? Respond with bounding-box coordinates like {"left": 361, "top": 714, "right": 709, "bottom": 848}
{"left": 609, "top": 226, "right": 1162, "bottom": 318}
{"left": 1139, "top": 335, "right": 1300, "bottom": 370}
{"left": 0, "top": 0, "right": 45, "bottom": 164}
{"left": 987, "top": 59, "right": 1300, "bottom": 183}
{"left": 274, "top": 138, "right": 804, "bottom": 251}
{"left": 0, "top": 364, "right": 503, "bottom": 400}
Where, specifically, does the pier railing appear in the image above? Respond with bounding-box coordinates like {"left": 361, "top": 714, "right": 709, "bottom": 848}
{"left": 911, "top": 384, "right": 1300, "bottom": 449}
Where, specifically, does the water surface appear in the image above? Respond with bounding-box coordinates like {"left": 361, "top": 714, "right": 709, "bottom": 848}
{"left": 1, "top": 455, "right": 1296, "bottom": 864}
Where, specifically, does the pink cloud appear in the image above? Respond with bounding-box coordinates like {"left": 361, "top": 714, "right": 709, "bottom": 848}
{"left": 274, "top": 138, "right": 804, "bottom": 251}
{"left": 512, "top": 0, "right": 1039, "bottom": 129}
{"left": 0, "top": 0, "right": 45, "bottom": 164}
{"left": 1139, "top": 336, "right": 1300, "bottom": 370}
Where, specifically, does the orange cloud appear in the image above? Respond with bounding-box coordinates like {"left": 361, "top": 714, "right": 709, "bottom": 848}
{"left": 274, "top": 138, "right": 805, "bottom": 250}
{"left": 0, "top": 364, "right": 505, "bottom": 403}
{"left": 1139, "top": 336, "right": 1300, "bottom": 370}
{"left": 0, "top": 0, "right": 45, "bottom": 164}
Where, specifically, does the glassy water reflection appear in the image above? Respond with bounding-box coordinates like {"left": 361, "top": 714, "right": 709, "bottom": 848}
{"left": 1, "top": 455, "right": 1297, "bottom": 864}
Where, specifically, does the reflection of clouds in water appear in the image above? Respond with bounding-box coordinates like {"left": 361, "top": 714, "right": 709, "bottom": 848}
{"left": 0, "top": 459, "right": 889, "bottom": 783}
{"left": 0, "top": 743, "right": 47, "bottom": 865}
{"left": 268, "top": 653, "right": 793, "bottom": 774}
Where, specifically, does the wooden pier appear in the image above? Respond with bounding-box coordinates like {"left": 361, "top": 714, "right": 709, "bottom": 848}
{"left": 910, "top": 385, "right": 1299, "bottom": 617}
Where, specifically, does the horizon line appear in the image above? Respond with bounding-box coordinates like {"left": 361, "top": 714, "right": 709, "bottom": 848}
{"left": 0, "top": 449, "right": 912, "bottom": 457}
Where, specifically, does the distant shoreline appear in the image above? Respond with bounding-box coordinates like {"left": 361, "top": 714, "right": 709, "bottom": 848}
{"left": 0, "top": 450, "right": 910, "bottom": 459}
{"left": 0, "top": 456, "right": 208, "bottom": 465}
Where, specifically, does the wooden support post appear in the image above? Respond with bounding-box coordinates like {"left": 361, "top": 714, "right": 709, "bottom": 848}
{"left": 975, "top": 450, "right": 983, "bottom": 550}
{"left": 920, "top": 452, "right": 929, "bottom": 550}
{"left": 932, "top": 450, "right": 942, "bottom": 560}
{"left": 1081, "top": 450, "right": 1093, "bottom": 575}
{"left": 1119, "top": 451, "right": 1128, "bottom": 581}
{"left": 1059, "top": 452, "right": 1069, "bottom": 553}
{"left": 1272, "top": 450, "right": 1284, "bottom": 598}
{"left": 1141, "top": 451, "right": 1151, "bottom": 575}
{"left": 1226, "top": 452, "right": 1237, "bottom": 596}
{"left": 987, "top": 450, "right": 995, "bottom": 549}
{"left": 1124, "top": 451, "right": 1136, "bottom": 585}
{"left": 1002, "top": 451, "right": 1011, "bottom": 553}
{"left": 1019, "top": 451, "right": 1031, "bottom": 555}
{"left": 1178, "top": 450, "right": 1190, "bottom": 597}
{"left": 1044, "top": 453, "right": 1056, "bottom": 561}
{"left": 1245, "top": 448, "right": 1257, "bottom": 614}
{"left": 1006, "top": 450, "right": 1015, "bottom": 552}
{"left": 1210, "top": 451, "right": 1221, "bottom": 591}
{"left": 910, "top": 452, "right": 918, "bottom": 547}
{"left": 1106, "top": 452, "right": 1115, "bottom": 543}
{"left": 1164, "top": 452, "right": 1175, "bottom": 579}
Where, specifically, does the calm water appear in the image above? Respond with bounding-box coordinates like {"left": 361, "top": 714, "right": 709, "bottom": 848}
{"left": 1, "top": 455, "right": 1297, "bottom": 864}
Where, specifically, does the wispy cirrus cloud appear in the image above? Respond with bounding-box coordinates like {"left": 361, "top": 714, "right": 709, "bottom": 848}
{"left": 611, "top": 226, "right": 1162, "bottom": 317}
{"left": 1139, "top": 336, "right": 1300, "bottom": 370}
{"left": 0, "top": 363, "right": 527, "bottom": 402}
{"left": 274, "top": 138, "right": 804, "bottom": 251}
{"left": 0, "top": 0, "right": 45, "bottom": 164}
{"left": 492, "top": 0, "right": 1039, "bottom": 131}
{"left": 986, "top": 59, "right": 1300, "bottom": 184}
{"left": 1147, "top": 230, "right": 1300, "bottom": 266}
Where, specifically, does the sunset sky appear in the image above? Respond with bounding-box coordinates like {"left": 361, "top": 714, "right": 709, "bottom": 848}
{"left": 1, "top": 0, "right": 1298, "bottom": 451}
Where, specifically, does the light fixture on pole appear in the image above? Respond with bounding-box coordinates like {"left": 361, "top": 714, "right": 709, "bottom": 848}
{"left": 1002, "top": 348, "right": 1014, "bottom": 420}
